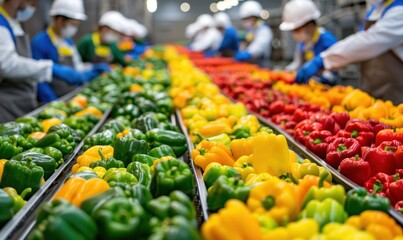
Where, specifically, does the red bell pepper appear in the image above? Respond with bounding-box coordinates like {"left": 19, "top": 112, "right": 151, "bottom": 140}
{"left": 363, "top": 141, "right": 399, "bottom": 176}
{"left": 294, "top": 120, "right": 323, "bottom": 144}
{"left": 326, "top": 138, "right": 361, "bottom": 169}
{"left": 394, "top": 201, "right": 403, "bottom": 214}
{"left": 315, "top": 115, "right": 341, "bottom": 135}
{"left": 339, "top": 155, "right": 371, "bottom": 186}
{"left": 375, "top": 128, "right": 403, "bottom": 146}
{"left": 386, "top": 175, "right": 403, "bottom": 205}
{"left": 344, "top": 121, "right": 375, "bottom": 147}
{"left": 367, "top": 119, "right": 390, "bottom": 136}
{"left": 396, "top": 169, "right": 403, "bottom": 178}
{"left": 330, "top": 112, "right": 350, "bottom": 129}
{"left": 268, "top": 100, "right": 285, "bottom": 116}
{"left": 292, "top": 109, "right": 310, "bottom": 123}
{"left": 364, "top": 172, "right": 394, "bottom": 197}
{"left": 305, "top": 130, "right": 333, "bottom": 159}
{"left": 396, "top": 146, "right": 403, "bottom": 169}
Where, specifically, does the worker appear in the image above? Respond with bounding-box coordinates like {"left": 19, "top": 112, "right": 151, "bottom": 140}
{"left": 214, "top": 12, "right": 239, "bottom": 57}
{"left": 235, "top": 0, "right": 273, "bottom": 68}
{"left": 117, "top": 18, "right": 148, "bottom": 61}
{"left": 280, "top": 0, "right": 338, "bottom": 85}
{"left": 31, "top": 0, "right": 109, "bottom": 103}
{"left": 189, "top": 14, "right": 222, "bottom": 53}
{"left": 185, "top": 22, "right": 201, "bottom": 44}
{"left": 77, "top": 11, "right": 127, "bottom": 66}
{"left": 296, "top": 0, "right": 403, "bottom": 104}
{"left": 0, "top": 0, "right": 90, "bottom": 122}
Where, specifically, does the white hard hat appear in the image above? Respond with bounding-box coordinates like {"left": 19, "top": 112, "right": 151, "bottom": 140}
{"left": 130, "top": 19, "right": 148, "bottom": 38}
{"left": 49, "top": 0, "right": 87, "bottom": 21}
{"left": 239, "top": 1, "right": 262, "bottom": 19}
{"left": 214, "top": 12, "right": 231, "bottom": 28}
{"left": 99, "top": 11, "right": 127, "bottom": 34}
{"left": 279, "top": 0, "right": 321, "bottom": 31}
{"left": 196, "top": 14, "right": 215, "bottom": 28}
{"left": 186, "top": 22, "right": 202, "bottom": 39}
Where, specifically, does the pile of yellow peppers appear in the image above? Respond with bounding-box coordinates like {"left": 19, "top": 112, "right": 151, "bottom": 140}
{"left": 274, "top": 81, "right": 403, "bottom": 127}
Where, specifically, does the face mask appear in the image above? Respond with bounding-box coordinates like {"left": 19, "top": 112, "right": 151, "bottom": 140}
{"left": 292, "top": 31, "right": 309, "bottom": 43}
{"left": 242, "top": 20, "right": 254, "bottom": 30}
{"left": 16, "top": 6, "right": 36, "bottom": 22}
{"left": 61, "top": 24, "right": 78, "bottom": 38}
{"left": 103, "top": 32, "right": 119, "bottom": 43}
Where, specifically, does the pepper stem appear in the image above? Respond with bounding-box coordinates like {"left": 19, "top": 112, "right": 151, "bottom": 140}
{"left": 314, "top": 138, "right": 322, "bottom": 145}
{"left": 373, "top": 180, "right": 383, "bottom": 193}
{"left": 399, "top": 208, "right": 403, "bottom": 214}
{"left": 193, "top": 132, "right": 205, "bottom": 141}
{"left": 351, "top": 130, "right": 358, "bottom": 138}
{"left": 98, "top": 147, "right": 106, "bottom": 161}
{"left": 199, "top": 148, "right": 207, "bottom": 156}
{"left": 20, "top": 188, "right": 32, "bottom": 199}
{"left": 319, "top": 170, "right": 329, "bottom": 188}
{"left": 354, "top": 154, "right": 359, "bottom": 161}
{"left": 337, "top": 144, "right": 347, "bottom": 152}
{"left": 393, "top": 173, "right": 400, "bottom": 182}
{"left": 262, "top": 196, "right": 275, "bottom": 210}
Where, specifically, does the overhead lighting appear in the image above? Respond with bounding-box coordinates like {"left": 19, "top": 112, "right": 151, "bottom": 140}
{"left": 217, "top": 1, "right": 225, "bottom": 11}
{"left": 210, "top": 3, "right": 218, "bottom": 12}
{"left": 228, "top": 0, "right": 239, "bottom": 7}
{"left": 260, "top": 9, "right": 270, "bottom": 19}
{"left": 146, "top": 0, "right": 157, "bottom": 13}
{"left": 180, "top": 2, "right": 190, "bottom": 12}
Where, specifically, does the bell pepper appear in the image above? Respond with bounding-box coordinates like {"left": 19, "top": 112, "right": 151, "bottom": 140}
{"left": 132, "top": 115, "right": 159, "bottom": 133}
{"left": 244, "top": 173, "right": 273, "bottom": 186}
{"left": 101, "top": 119, "right": 127, "bottom": 134}
{"left": 364, "top": 172, "right": 395, "bottom": 196}
{"left": 264, "top": 218, "right": 319, "bottom": 240}
{"left": 146, "top": 129, "right": 188, "bottom": 157}
{"left": 150, "top": 158, "right": 194, "bottom": 197}
{"left": 53, "top": 177, "right": 110, "bottom": 207}
{"left": 83, "top": 130, "right": 116, "bottom": 151}
{"left": 89, "top": 148, "right": 124, "bottom": 170}
{"left": 193, "top": 132, "right": 231, "bottom": 147}
{"left": 207, "top": 176, "right": 251, "bottom": 212}
{"left": 233, "top": 115, "right": 260, "bottom": 135}
{"left": 330, "top": 112, "right": 350, "bottom": 129}
{"left": 73, "top": 106, "right": 103, "bottom": 119}
{"left": 318, "top": 223, "right": 376, "bottom": 240}
{"left": 196, "top": 120, "right": 232, "bottom": 138}
{"left": 15, "top": 116, "right": 43, "bottom": 132}
{"left": 230, "top": 137, "right": 254, "bottom": 160}
{"left": 12, "top": 152, "right": 57, "bottom": 180}
{"left": 147, "top": 190, "right": 196, "bottom": 223}
{"left": 36, "top": 128, "right": 76, "bottom": 155}
{"left": 247, "top": 177, "right": 298, "bottom": 225}
{"left": 298, "top": 198, "right": 348, "bottom": 229}
{"left": 15, "top": 135, "right": 38, "bottom": 150}
{"left": 40, "top": 118, "right": 63, "bottom": 133}
{"left": 91, "top": 197, "right": 147, "bottom": 240}
{"left": 102, "top": 168, "right": 138, "bottom": 186}
{"left": 395, "top": 146, "right": 403, "bottom": 169}
{"left": 342, "top": 120, "right": 375, "bottom": 147}
{"left": 131, "top": 154, "right": 157, "bottom": 167}
{"left": 0, "top": 188, "right": 14, "bottom": 226}
{"left": 148, "top": 145, "right": 176, "bottom": 158}
{"left": 0, "top": 159, "right": 6, "bottom": 180}
{"left": 202, "top": 200, "right": 263, "bottom": 240}
{"left": 296, "top": 174, "right": 333, "bottom": 209}
{"left": 28, "top": 132, "right": 46, "bottom": 140}
{"left": 80, "top": 187, "right": 125, "bottom": 216}
{"left": 44, "top": 146, "right": 64, "bottom": 167}
{"left": 233, "top": 155, "right": 255, "bottom": 181}
{"left": 63, "top": 116, "right": 94, "bottom": 136}
{"left": 112, "top": 103, "right": 140, "bottom": 120}
{"left": 301, "top": 171, "right": 345, "bottom": 208}
{"left": 158, "top": 121, "right": 179, "bottom": 132}
{"left": 127, "top": 161, "right": 152, "bottom": 188}
{"left": 47, "top": 123, "right": 81, "bottom": 143}
{"left": 339, "top": 155, "right": 371, "bottom": 186}
{"left": 192, "top": 140, "right": 235, "bottom": 171}
{"left": 346, "top": 210, "right": 403, "bottom": 239}
{"left": 114, "top": 136, "right": 149, "bottom": 167}
{"left": 116, "top": 128, "right": 146, "bottom": 140}
{"left": 70, "top": 170, "right": 100, "bottom": 180}
{"left": 363, "top": 141, "right": 399, "bottom": 176}
{"left": 395, "top": 201, "right": 403, "bottom": 213}
{"left": 251, "top": 134, "right": 290, "bottom": 177}
{"left": 72, "top": 146, "right": 114, "bottom": 173}
{"left": 0, "top": 122, "right": 33, "bottom": 136}
{"left": 386, "top": 177, "right": 403, "bottom": 205}
{"left": 0, "top": 137, "right": 23, "bottom": 159}
{"left": 290, "top": 159, "right": 332, "bottom": 181}
{"left": 0, "top": 159, "right": 43, "bottom": 197}
{"left": 305, "top": 130, "right": 333, "bottom": 159}
{"left": 149, "top": 216, "right": 200, "bottom": 240}
{"left": 203, "top": 162, "right": 240, "bottom": 188}
{"left": 376, "top": 128, "right": 403, "bottom": 146}
{"left": 294, "top": 120, "right": 323, "bottom": 144}
{"left": 230, "top": 126, "right": 251, "bottom": 139}
{"left": 344, "top": 187, "right": 390, "bottom": 216}
{"left": 3, "top": 187, "right": 31, "bottom": 214}
{"left": 29, "top": 199, "right": 97, "bottom": 240}
{"left": 326, "top": 137, "right": 361, "bottom": 169}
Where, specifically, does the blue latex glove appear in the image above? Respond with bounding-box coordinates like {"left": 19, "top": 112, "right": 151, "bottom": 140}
{"left": 37, "top": 82, "right": 57, "bottom": 103}
{"left": 52, "top": 64, "right": 85, "bottom": 85}
{"left": 234, "top": 51, "right": 252, "bottom": 61}
{"left": 296, "top": 55, "right": 324, "bottom": 84}
{"left": 134, "top": 45, "right": 147, "bottom": 54}
{"left": 91, "top": 63, "right": 111, "bottom": 74}
{"left": 204, "top": 50, "right": 217, "bottom": 57}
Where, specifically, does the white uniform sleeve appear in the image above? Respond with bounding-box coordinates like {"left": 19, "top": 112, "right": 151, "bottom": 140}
{"left": 0, "top": 27, "right": 52, "bottom": 83}
{"left": 247, "top": 26, "right": 272, "bottom": 58}
{"left": 321, "top": 7, "right": 403, "bottom": 70}
{"left": 191, "top": 28, "right": 222, "bottom": 52}
{"left": 285, "top": 44, "right": 302, "bottom": 71}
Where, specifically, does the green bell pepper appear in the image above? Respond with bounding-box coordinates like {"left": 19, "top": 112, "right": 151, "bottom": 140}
{"left": 83, "top": 130, "right": 116, "bottom": 151}
{"left": 148, "top": 145, "right": 176, "bottom": 158}
{"left": 29, "top": 199, "right": 97, "bottom": 240}
{"left": 70, "top": 171, "right": 99, "bottom": 180}
{"left": 127, "top": 162, "right": 152, "bottom": 188}
{"left": 89, "top": 157, "right": 124, "bottom": 170}
{"left": 132, "top": 154, "right": 157, "bottom": 167}
{"left": 0, "top": 159, "right": 43, "bottom": 197}
{"left": 48, "top": 101, "right": 71, "bottom": 114}
{"left": 203, "top": 164, "right": 240, "bottom": 188}
{"left": 156, "top": 98, "right": 173, "bottom": 116}
{"left": 102, "top": 168, "right": 138, "bottom": 186}
{"left": 114, "top": 136, "right": 149, "bottom": 166}
{"left": 114, "top": 183, "right": 153, "bottom": 207}
{"left": 149, "top": 216, "right": 200, "bottom": 240}
{"left": 0, "top": 122, "right": 33, "bottom": 137}
{"left": 120, "top": 128, "right": 147, "bottom": 140}
{"left": 3, "top": 187, "right": 31, "bottom": 213}
{"left": 0, "top": 188, "right": 14, "bottom": 226}
{"left": 112, "top": 104, "right": 140, "bottom": 120}
{"left": 135, "top": 97, "right": 157, "bottom": 113}
{"left": 37, "top": 129, "right": 76, "bottom": 155}
{"left": 37, "top": 107, "right": 67, "bottom": 121}
{"left": 146, "top": 129, "right": 188, "bottom": 157}
{"left": 158, "top": 122, "right": 179, "bottom": 132}
{"left": 15, "top": 135, "right": 37, "bottom": 150}
{"left": 301, "top": 171, "right": 345, "bottom": 209}
{"left": 12, "top": 152, "right": 58, "bottom": 180}
{"left": 231, "top": 126, "right": 251, "bottom": 139}
{"left": 44, "top": 146, "right": 64, "bottom": 167}
{"left": 47, "top": 124, "right": 81, "bottom": 143}
{"left": 100, "top": 119, "right": 127, "bottom": 134}
{"left": 141, "top": 112, "right": 168, "bottom": 123}
{"left": 298, "top": 198, "right": 348, "bottom": 229}
{"left": 0, "top": 137, "right": 23, "bottom": 159}
{"left": 81, "top": 187, "right": 126, "bottom": 216}
{"left": 207, "top": 176, "right": 251, "bottom": 212}
{"left": 63, "top": 116, "right": 94, "bottom": 135}
{"left": 92, "top": 197, "right": 148, "bottom": 240}
{"left": 150, "top": 159, "right": 194, "bottom": 197}
{"left": 344, "top": 187, "right": 390, "bottom": 216}
{"left": 15, "top": 116, "right": 43, "bottom": 132}
{"left": 132, "top": 115, "right": 159, "bottom": 133}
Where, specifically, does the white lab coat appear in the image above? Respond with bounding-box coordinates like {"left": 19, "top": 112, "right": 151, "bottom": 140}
{"left": 190, "top": 27, "right": 222, "bottom": 52}
{"left": 321, "top": 4, "right": 403, "bottom": 70}
{"left": 244, "top": 24, "right": 273, "bottom": 59}
{"left": 0, "top": 19, "right": 52, "bottom": 84}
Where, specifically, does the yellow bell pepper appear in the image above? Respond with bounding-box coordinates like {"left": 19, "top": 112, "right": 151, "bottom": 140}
{"left": 77, "top": 166, "right": 107, "bottom": 178}
{"left": 247, "top": 177, "right": 298, "bottom": 225}
{"left": 191, "top": 140, "right": 235, "bottom": 171}
{"left": 380, "top": 115, "right": 403, "bottom": 128}
{"left": 230, "top": 137, "right": 254, "bottom": 160}
{"left": 181, "top": 105, "right": 199, "bottom": 119}
{"left": 41, "top": 118, "right": 62, "bottom": 132}
{"left": 233, "top": 115, "right": 260, "bottom": 134}
{"left": 227, "top": 103, "right": 248, "bottom": 119}
{"left": 28, "top": 131, "right": 46, "bottom": 140}
{"left": 315, "top": 223, "right": 376, "bottom": 240}
{"left": 200, "top": 107, "right": 219, "bottom": 121}
{"left": 233, "top": 155, "right": 255, "bottom": 181}
{"left": 72, "top": 146, "right": 114, "bottom": 173}
{"left": 361, "top": 100, "right": 390, "bottom": 120}
{"left": 263, "top": 219, "right": 319, "bottom": 240}
{"left": 245, "top": 173, "right": 273, "bottom": 186}
{"left": 0, "top": 159, "right": 7, "bottom": 180}
{"left": 202, "top": 200, "right": 264, "bottom": 240}
{"left": 70, "top": 95, "right": 88, "bottom": 108}
{"left": 130, "top": 84, "right": 144, "bottom": 93}
{"left": 74, "top": 106, "right": 103, "bottom": 119}
{"left": 345, "top": 210, "right": 402, "bottom": 240}
{"left": 251, "top": 134, "right": 290, "bottom": 177}
{"left": 341, "top": 89, "right": 373, "bottom": 111}
{"left": 290, "top": 159, "right": 332, "bottom": 182}
{"left": 197, "top": 120, "right": 232, "bottom": 138}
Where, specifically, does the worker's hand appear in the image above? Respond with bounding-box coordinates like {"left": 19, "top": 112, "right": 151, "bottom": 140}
{"left": 91, "top": 63, "right": 111, "bottom": 74}
{"left": 52, "top": 64, "right": 86, "bottom": 85}
{"left": 234, "top": 51, "right": 252, "bottom": 61}
{"left": 296, "top": 55, "right": 324, "bottom": 84}
{"left": 37, "top": 82, "right": 57, "bottom": 103}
